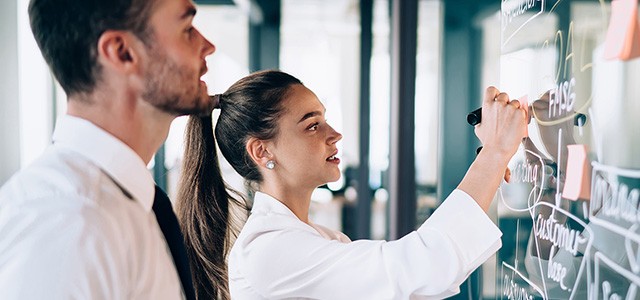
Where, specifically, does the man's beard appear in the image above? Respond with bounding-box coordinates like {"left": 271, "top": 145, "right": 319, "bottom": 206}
{"left": 141, "top": 48, "right": 212, "bottom": 116}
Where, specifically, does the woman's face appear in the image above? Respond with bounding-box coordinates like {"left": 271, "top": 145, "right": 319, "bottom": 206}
{"left": 266, "top": 84, "right": 343, "bottom": 189}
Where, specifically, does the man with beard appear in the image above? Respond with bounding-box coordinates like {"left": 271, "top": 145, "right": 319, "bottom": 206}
{"left": 0, "top": 0, "right": 214, "bottom": 299}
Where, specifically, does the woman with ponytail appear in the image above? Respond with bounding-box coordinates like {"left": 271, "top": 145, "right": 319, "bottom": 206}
{"left": 177, "top": 70, "right": 299, "bottom": 299}
{"left": 178, "top": 70, "right": 528, "bottom": 299}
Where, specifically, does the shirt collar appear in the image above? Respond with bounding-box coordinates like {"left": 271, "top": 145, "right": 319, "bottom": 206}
{"left": 251, "top": 192, "right": 299, "bottom": 218}
{"left": 252, "top": 192, "right": 345, "bottom": 241}
{"left": 52, "top": 115, "right": 155, "bottom": 212}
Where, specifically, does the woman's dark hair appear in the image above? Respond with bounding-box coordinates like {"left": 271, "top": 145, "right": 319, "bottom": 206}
{"left": 177, "top": 70, "right": 303, "bottom": 299}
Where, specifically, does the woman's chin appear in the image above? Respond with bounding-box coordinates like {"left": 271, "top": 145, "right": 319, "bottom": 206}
{"left": 328, "top": 173, "right": 341, "bottom": 183}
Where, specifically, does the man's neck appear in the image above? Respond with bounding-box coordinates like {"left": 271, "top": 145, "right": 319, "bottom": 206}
{"left": 67, "top": 96, "right": 174, "bottom": 165}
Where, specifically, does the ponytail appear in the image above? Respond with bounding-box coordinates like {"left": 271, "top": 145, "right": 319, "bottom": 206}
{"left": 177, "top": 115, "right": 247, "bottom": 300}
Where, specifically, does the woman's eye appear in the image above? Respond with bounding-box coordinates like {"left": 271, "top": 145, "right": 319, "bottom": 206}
{"left": 307, "top": 122, "right": 319, "bottom": 131}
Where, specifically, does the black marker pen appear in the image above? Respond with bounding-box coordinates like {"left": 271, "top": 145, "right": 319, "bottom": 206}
{"left": 466, "top": 107, "right": 482, "bottom": 126}
{"left": 467, "top": 107, "right": 483, "bottom": 154}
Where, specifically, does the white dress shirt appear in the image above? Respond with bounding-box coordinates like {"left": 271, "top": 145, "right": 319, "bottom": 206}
{"left": 229, "top": 190, "right": 502, "bottom": 299}
{"left": 0, "top": 115, "right": 183, "bottom": 299}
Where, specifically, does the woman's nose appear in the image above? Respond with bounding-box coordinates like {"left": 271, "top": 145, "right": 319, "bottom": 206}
{"left": 327, "top": 126, "right": 342, "bottom": 145}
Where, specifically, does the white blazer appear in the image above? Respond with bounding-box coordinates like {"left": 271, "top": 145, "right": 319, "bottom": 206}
{"left": 229, "top": 189, "right": 501, "bottom": 299}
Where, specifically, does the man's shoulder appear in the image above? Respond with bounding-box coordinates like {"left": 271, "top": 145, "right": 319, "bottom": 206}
{"left": 0, "top": 148, "right": 148, "bottom": 264}
{"left": 0, "top": 146, "right": 142, "bottom": 235}
{"left": 1, "top": 146, "right": 101, "bottom": 205}
{"left": 0, "top": 149, "right": 121, "bottom": 233}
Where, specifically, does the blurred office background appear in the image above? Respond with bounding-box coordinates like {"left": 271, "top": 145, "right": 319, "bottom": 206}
{"left": 0, "top": 0, "right": 612, "bottom": 298}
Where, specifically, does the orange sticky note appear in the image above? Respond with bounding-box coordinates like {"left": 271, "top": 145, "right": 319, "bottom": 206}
{"left": 562, "top": 144, "right": 591, "bottom": 201}
{"left": 603, "top": 0, "right": 640, "bottom": 60}
{"left": 519, "top": 95, "right": 529, "bottom": 137}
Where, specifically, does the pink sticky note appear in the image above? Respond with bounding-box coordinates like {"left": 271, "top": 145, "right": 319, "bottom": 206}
{"left": 562, "top": 144, "right": 591, "bottom": 201}
{"left": 519, "top": 95, "right": 529, "bottom": 137}
{"left": 603, "top": 0, "right": 640, "bottom": 61}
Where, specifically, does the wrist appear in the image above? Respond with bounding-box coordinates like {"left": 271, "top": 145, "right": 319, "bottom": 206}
{"left": 476, "top": 145, "right": 513, "bottom": 168}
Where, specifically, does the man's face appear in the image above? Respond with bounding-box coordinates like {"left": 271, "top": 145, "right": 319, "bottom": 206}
{"left": 141, "top": 0, "right": 216, "bottom": 116}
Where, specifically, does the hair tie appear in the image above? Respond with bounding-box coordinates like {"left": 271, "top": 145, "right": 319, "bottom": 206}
{"left": 210, "top": 94, "right": 222, "bottom": 109}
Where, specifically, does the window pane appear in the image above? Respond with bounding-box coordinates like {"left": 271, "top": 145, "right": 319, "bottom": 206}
{"left": 281, "top": 0, "right": 360, "bottom": 235}
{"left": 165, "top": 4, "right": 250, "bottom": 199}
{"left": 415, "top": 0, "right": 442, "bottom": 225}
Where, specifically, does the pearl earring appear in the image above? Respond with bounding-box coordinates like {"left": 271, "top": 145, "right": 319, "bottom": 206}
{"left": 266, "top": 160, "right": 275, "bottom": 170}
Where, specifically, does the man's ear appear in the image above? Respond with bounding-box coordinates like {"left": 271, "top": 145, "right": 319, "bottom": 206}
{"left": 246, "top": 137, "right": 272, "bottom": 168}
{"left": 96, "top": 30, "right": 140, "bottom": 73}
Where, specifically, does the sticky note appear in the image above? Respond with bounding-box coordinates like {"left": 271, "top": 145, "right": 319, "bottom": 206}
{"left": 603, "top": 0, "right": 640, "bottom": 61}
{"left": 562, "top": 144, "right": 591, "bottom": 201}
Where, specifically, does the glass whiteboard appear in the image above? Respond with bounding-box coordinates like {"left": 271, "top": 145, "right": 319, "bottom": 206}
{"left": 491, "top": 0, "right": 640, "bottom": 299}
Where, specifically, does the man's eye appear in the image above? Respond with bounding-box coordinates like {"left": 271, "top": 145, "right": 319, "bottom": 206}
{"left": 186, "top": 27, "right": 195, "bottom": 37}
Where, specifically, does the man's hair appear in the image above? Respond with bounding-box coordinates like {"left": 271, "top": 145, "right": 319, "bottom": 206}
{"left": 28, "top": 0, "right": 157, "bottom": 96}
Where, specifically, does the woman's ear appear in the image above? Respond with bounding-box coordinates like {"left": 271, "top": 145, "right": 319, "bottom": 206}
{"left": 246, "top": 137, "right": 272, "bottom": 169}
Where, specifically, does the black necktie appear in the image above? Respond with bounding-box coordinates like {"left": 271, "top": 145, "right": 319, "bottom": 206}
{"left": 152, "top": 185, "right": 196, "bottom": 300}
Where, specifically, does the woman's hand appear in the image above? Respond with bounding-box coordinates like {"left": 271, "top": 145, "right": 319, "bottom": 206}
{"left": 458, "top": 86, "right": 529, "bottom": 212}
{"left": 474, "top": 86, "right": 528, "bottom": 158}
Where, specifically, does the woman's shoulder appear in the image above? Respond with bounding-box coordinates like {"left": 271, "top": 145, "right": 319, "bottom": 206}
{"left": 233, "top": 211, "right": 309, "bottom": 249}
{"left": 308, "top": 222, "right": 351, "bottom": 243}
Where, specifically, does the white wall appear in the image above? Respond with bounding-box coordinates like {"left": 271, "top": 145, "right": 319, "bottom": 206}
{"left": 1, "top": 0, "right": 56, "bottom": 185}
{"left": 18, "top": 0, "right": 56, "bottom": 169}
{"left": 0, "top": 0, "right": 21, "bottom": 184}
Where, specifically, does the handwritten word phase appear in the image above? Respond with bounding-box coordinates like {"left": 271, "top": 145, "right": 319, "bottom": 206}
{"left": 548, "top": 78, "right": 576, "bottom": 118}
